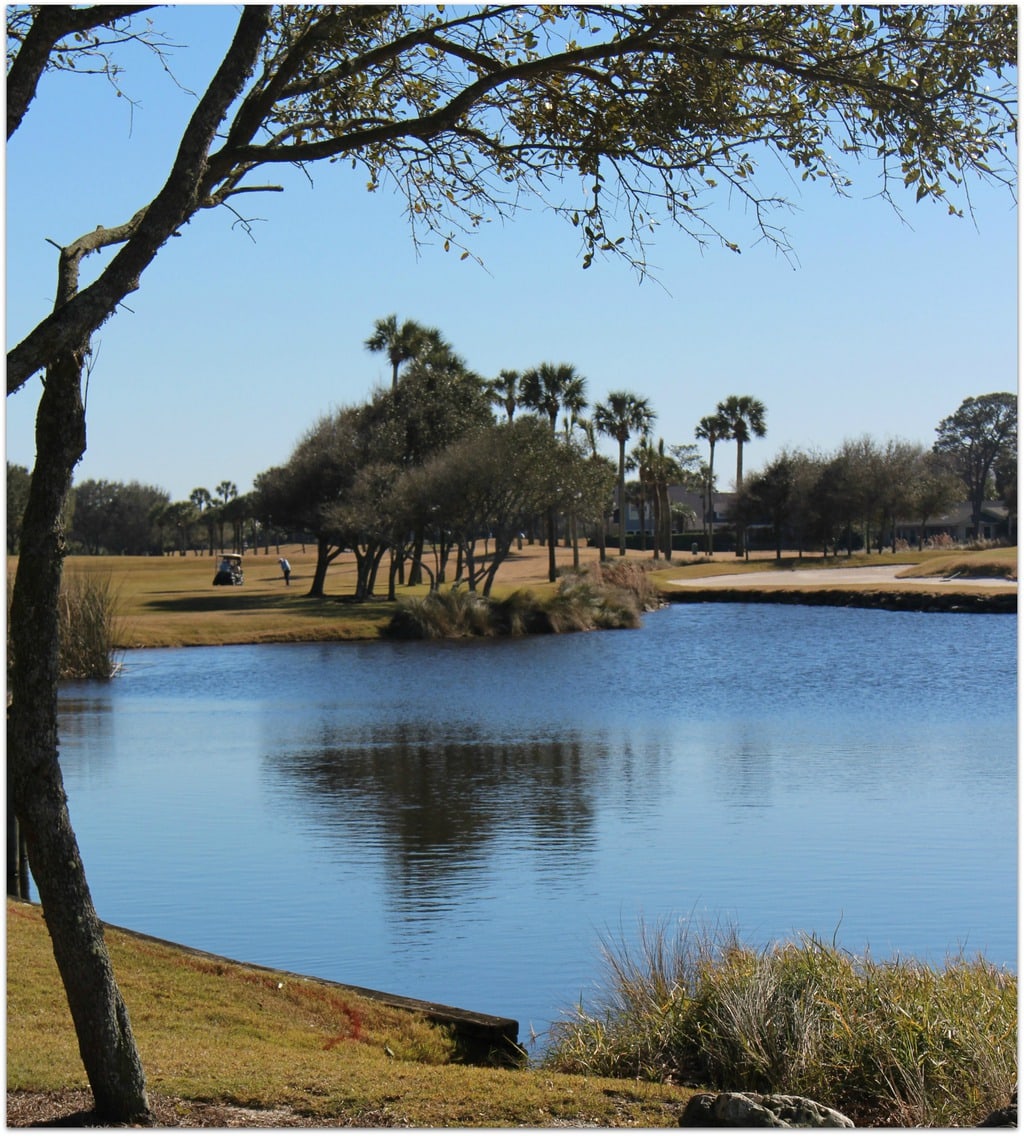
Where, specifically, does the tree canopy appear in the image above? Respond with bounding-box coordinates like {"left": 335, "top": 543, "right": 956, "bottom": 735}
{"left": 934, "top": 392, "right": 1017, "bottom": 538}
{"left": 7, "top": 4, "right": 1017, "bottom": 395}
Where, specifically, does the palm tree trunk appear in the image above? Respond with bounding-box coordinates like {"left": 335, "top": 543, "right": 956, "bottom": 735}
{"left": 617, "top": 442, "right": 627, "bottom": 556}
{"left": 660, "top": 481, "right": 672, "bottom": 561}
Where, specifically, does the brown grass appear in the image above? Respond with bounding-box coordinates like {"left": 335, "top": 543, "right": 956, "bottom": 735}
{"left": 8, "top": 542, "right": 1014, "bottom": 649}
{"left": 7, "top": 900, "right": 692, "bottom": 1127}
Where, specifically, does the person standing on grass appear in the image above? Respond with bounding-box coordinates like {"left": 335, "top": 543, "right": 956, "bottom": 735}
{"left": 278, "top": 557, "right": 291, "bottom": 585}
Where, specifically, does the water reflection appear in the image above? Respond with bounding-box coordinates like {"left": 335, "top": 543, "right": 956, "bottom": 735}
{"left": 268, "top": 727, "right": 674, "bottom": 914}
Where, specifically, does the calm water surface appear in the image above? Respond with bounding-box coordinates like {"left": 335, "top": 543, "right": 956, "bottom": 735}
{"left": 56, "top": 604, "right": 1017, "bottom": 1051}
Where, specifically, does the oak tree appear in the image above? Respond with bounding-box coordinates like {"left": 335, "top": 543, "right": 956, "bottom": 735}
{"left": 934, "top": 392, "right": 1017, "bottom": 540}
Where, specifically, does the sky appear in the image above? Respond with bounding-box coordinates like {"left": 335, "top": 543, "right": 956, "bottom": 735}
{"left": 6, "top": 6, "right": 1019, "bottom": 505}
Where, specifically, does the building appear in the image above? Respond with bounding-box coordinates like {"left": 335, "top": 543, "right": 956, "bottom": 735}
{"left": 893, "top": 501, "right": 1011, "bottom": 547}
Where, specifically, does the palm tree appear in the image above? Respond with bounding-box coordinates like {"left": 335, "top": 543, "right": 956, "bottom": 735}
{"left": 559, "top": 374, "right": 588, "bottom": 439}
{"left": 189, "top": 487, "right": 213, "bottom": 554}
{"left": 716, "top": 394, "right": 767, "bottom": 557}
{"left": 520, "top": 362, "right": 586, "bottom": 432}
{"left": 594, "top": 390, "right": 656, "bottom": 556}
{"left": 520, "top": 362, "right": 588, "bottom": 580}
{"left": 364, "top": 314, "right": 443, "bottom": 391}
{"left": 487, "top": 369, "right": 520, "bottom": 423}
{"left": 695, "top": 412, "right": 728, "bottom": 556}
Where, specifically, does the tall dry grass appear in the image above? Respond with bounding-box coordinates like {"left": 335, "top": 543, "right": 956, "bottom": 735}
{"left": 57, "top": 572, "right": 124, "bottom": 679}
{"left": 545, "top": 919, "right": 1016, "bottom": 1127}
{"left": 384, "top": 564, "right": 654, "bottom": 639}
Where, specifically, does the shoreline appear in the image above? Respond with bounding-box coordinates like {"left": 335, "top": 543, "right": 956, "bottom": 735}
{"left": 43, "top": 545, "right": 1016, "bottom": 651}
{"left": 662, "top": 586, "right": 1016, "bottom": 614}
{"left": 661, "top": 562, "right": 1016, "bottom": 614}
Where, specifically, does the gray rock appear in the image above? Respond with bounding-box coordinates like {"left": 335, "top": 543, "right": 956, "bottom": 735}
{"left": 680, "top": 1091, "right": 854, "bottom": 1128}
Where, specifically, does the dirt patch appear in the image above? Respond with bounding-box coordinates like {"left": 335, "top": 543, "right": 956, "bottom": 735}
{"left": 6, "top": 1089, "right": 393, "bottom": 1128}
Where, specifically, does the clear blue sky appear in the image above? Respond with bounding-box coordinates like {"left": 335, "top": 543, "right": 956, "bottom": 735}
{"left": 6, "top": 6, "right": 1019, "bottom": 504}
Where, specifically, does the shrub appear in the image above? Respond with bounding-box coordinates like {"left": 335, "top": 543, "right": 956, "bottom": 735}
{"left": 545, "top": 920, "right": 1017, "bottom": 1127}
{"left": 590, "top": 559, "right": 662, "bottom": 614}
{"left": 384, "top": 587, "right": 494, "bottom": 639}
{"left": 491, "top": 589, "right": 547, "bottom": 636}
{"left": 384, "top": 570, "right": 648, "bottom": 639}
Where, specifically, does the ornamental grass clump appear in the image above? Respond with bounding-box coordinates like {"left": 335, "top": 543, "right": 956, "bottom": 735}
{"left": 542, "top": 571, "right": 642, "bottom": 633}
{"left": 593, "top": 557, "right": 661, "bottom": 609}
{"left": 385, "top": 587, "right": 494, "bottom": 639}
{"left": 545, "top": 919, "right": 1016, "bottom": 1128}
{"left": 57, "top": 571, "right": 123, "bottom": 679}
{"left": 385, "top": 571, "right": 645, "bottom": 639}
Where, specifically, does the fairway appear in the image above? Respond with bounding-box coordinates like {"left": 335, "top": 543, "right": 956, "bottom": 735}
{"left": 42, "top": 542, "right": 605, "bottom": 648}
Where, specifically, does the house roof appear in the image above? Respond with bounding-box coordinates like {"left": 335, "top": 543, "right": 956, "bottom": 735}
{"left": 900, "top": 501, "right": 1009, "bottom": 527}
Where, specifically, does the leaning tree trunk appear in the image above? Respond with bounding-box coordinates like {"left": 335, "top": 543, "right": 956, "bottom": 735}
{"left": 7, "top": 347, "right": 150, "bottom": 1122}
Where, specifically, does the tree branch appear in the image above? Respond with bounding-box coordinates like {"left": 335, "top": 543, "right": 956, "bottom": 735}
{"left": 7, "top": 5, "right": 156, "bottom": 139}
{"left": 7, "top": 6, "right": 271, "bottom": 396}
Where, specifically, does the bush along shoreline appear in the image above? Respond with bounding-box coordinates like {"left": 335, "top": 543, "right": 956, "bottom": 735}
{"left": 543, "top": 922, "right": 1017, "bottom": 1129}
{"left": 384, "top": 560, "right": 662, "bottom": 639}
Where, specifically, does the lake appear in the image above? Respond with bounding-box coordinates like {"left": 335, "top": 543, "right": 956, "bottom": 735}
{"left": 55, "top": 603, "right": 1017, "bottom": 1054}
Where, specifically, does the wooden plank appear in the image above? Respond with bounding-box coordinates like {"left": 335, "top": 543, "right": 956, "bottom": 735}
{"left": 97, "top": 916, "right": 523, "bottom": 1065}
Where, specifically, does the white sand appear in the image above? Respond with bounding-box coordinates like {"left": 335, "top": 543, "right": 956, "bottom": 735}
{"left": 669, "top": 564, "right": 1017, "bottom": 589}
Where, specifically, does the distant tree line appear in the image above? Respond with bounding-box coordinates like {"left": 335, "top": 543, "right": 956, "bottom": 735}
{"left": 4, "top": 472, "right": 267, "bottom": 558}
{"left": 8, "top": 358, "right": 1015, "bottom": 573}
{"left": 731, "top": 394, "right": 1017, "bottom": 558}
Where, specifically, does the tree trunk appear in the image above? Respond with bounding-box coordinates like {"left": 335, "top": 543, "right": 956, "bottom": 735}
{"left": 617, "top": 443, "right": 627, "bottom": 556}
{"left": 409, "top": 526, "right": 425, "bottom": 586}
{"left": 6, "top": 764, "right": 30, "bottom": 899}
{"left": 7, "top": 348, "right": 150, "bottom": 1122}
{"left": 307, "top": 535, "right": 332, "bottom": 597}
{"left": 387, "top": 548, "right": 399, "bottom": 600}
{"left": 647, "top": 488, "right": 659, "bottom": 559}
{"left": 660, "top": 482, "right": 672, "bottom": 561}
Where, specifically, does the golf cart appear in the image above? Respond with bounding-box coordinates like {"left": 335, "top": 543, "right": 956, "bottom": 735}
{"left": 212, "top": 553, "right": 244, "bottom": 586}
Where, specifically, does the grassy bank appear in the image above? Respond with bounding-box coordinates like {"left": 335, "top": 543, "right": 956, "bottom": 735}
{"left": 9, "top": 902, "right": 1015, "bottom": 1127}
{"left": 7, "top": 900, "right": 690, "bottom": 1127}
{"left": 10, "top": 544, "right": 1014, "bottom": 650}
{"left": 8, "top": 543, "right": 1016, "bottom": 1124}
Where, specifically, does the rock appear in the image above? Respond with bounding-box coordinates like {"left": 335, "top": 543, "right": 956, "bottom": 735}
{"left": 979, "top": 1089, "right": 1017, "bottom": 1127}
{"left": 680, "top": 1091, "right": 854, "bottom": 1128}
